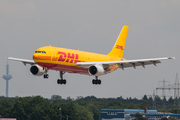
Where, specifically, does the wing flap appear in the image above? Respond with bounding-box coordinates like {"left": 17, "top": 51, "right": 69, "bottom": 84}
{"left": 117, "top": 60, "right": 161, "bottom": 69}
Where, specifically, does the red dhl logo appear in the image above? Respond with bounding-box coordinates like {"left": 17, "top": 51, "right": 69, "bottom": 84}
{"left": 57, "top": 51, "right": 84, "bottom": 63}
{"left": 115, "top": 45, "right": 124, "bottom": 50}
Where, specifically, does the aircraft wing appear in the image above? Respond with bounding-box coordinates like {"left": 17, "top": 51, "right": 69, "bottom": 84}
{"left": 76, "top": 57, "right": 175, "bottom": 70}
{"left": 8, "top": 57, "right": 35, "bottom": 66}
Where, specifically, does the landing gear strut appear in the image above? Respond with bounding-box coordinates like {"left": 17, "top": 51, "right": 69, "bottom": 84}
{"left": 43, "top": 69, "right": 49, "bottom": 79}
{"left": 57, "top": 71, "right": 66, "bottom": 84}
{"left": 92, "top": 76, "right": 101, "bottom": 85}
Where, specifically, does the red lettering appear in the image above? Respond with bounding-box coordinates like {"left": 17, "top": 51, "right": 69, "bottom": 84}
{"left": 58, "top": 51, "right": 81, "bottom": 63}
{"left": 70, "top": 59, "right": 74, "bottom": 63}
{"left": 75, "top": 54, "right": 79, "bottom": 59}
{"left": 58, "top": 51, "right": 66, "bottom": 61}
{"left": 119, "top": 46, "right": 124, "bottom": 50}
{"left": 68, "top": 53, "right": 74, "bottom": 59}
{"left": 66, "top": 59, "right": 70, "bottom": 62}
{"left": 115, "top": 45, "right": 124, "bottom": 50}
{"left": 74, "top": 60, "right": 81, "bottom": 63}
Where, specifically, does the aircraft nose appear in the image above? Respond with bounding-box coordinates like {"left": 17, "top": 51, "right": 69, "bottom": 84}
{"left": 33, "top": 53, "right": 51, "bottom": 60}
{"left": 33, "top": 54, "right": 39, "bottom": 60}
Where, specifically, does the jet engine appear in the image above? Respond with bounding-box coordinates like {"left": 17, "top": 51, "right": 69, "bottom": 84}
{"left": 88, "top": 64, "right": 105, "bottom": 76}
{"left": 30, "top": 64, "right": 45, "bottom": 76}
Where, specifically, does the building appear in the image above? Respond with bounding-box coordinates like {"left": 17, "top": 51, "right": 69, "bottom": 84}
{"left": 101, "top": 109, "right": 180, "bottom": 120}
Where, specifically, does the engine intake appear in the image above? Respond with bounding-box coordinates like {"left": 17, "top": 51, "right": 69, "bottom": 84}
{"left": 30, "top": 65, "right": 45, "bottom": 76}
{"left": 88, "top": 64, "right": 105, "bottom": 76}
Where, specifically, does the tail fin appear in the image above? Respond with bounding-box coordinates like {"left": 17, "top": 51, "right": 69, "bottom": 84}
{"left": 107, "top": 26, "right": 129, "bottom": 58}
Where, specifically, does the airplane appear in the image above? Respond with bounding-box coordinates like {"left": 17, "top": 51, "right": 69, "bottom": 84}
{"left": 8, "top": 26, "right": 175, "bottom": 85}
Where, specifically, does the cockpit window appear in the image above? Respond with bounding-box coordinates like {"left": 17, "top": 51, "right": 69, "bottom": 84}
{"left": 35, "top": 51, "right": 46, "bottom": 54}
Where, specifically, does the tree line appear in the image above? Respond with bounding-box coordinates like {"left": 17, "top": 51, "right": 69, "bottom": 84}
{"left": 0, "top": 95, "right": 180, "bottom": 120}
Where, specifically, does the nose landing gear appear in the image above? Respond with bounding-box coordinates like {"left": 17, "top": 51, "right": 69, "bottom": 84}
{"left": 43, "top": 69, "right": 49, "bottom": 79}
{"left": 43, "top": 74, "right": 49, "bottom": 79}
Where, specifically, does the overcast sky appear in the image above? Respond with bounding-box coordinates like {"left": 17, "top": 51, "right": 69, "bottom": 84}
{"left": 0, "top": 0, "right": 179, "bottom": 99}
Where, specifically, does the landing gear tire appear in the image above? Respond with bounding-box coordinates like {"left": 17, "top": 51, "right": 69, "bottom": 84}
{"left": 98, "top": 80, "right": 101, "bottom": 85}
{"left": 57, "top": 79, "right": 60, "bottom": 84}
{"left": 57, "top": 79, "right": 66, "bottom": 85}
{"left": 92, "top": 78, "right": 101, "bottom": 85}
{"left": 43, "top": 74, "right": 49, "bottom": 79}
{"left": 57, "top": 71, "right": 67, "bottom": 85}
{"left": 63, "top": 79, "right": 66, "bottom": 84}
{"left": 92, "top": 79, "right": 95, "bottom": 84}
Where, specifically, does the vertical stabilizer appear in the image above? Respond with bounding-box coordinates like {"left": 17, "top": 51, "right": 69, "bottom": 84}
{"left": 107, "top": 26, "right": 129, "bottom": 58}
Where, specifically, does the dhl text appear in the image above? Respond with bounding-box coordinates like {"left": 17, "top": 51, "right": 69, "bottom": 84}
{"left": 57, "top": 51, "right": 84, "bottom": 63}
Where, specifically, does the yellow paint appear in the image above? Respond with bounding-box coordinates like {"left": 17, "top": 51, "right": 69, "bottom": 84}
{"left": 108, "top": 26, "right": 129, "bottom": 58}
{"left": 33, "top": 26, "right": 129, "bottom": 74}
{"left": 33, "top": 46, "right": 122, "bottom": 66}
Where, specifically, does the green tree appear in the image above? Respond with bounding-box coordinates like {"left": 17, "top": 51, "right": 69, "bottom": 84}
{"left": 0, "top": 99, "right": 13, "bottom": 118}
{"left": 169, "top": 108, "right": 180, "bottom": 114}
{"left": 168, "top": 97, "right": 174, "bottom": 104}
{"left": 78, "top": 101, "right": 88, "bottom": 106}
{"left": 161, "top": 117, "right": 168, "bottom": 120}
{"left": 11, "top": 96, "right": 58, "bottom": 120}
{"left": 168, "top": 117, "right": 176, "bottom": 120}
{"left": 51, "top": 95, "right": 62, "bottom": 100}
{"left": 135, "top": 112, "right": 148, "bottom": 120}
{"left": 60, "top": 103, "right": 80, "bottom": 120}
{"left": 88, "top": 104, "right": 100, "bottom": 120}
{"left": 28, "top": 96, "right": 56, "bottom": 120}
{"left": 142, "top": 95, "right": 148, "bottom": 101}
{"left": 75, "top": 104, "right": 93, "bottom": 120}
{"left": 11, "top": 98, "right": 29, "bottom": 120}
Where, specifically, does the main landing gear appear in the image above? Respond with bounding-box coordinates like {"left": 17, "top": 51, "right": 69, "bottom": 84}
{"left": 43, "top": 70, "right": 101, "bottom": 85}
{"left": 57, "top": 71, "right": 66, "bottom": 85}
{"left": 92, "top": 76, "right": 101, "bottom": 85}
{"left": 43, "top": 70, "right": 66, "bottom": 85}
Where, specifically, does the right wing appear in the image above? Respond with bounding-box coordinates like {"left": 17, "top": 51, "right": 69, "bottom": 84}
{"left": 76, "top": 57, "right": 175, "bottom": 70}
{"left": 8, "top": 57, "right": 35, "bottom": 66}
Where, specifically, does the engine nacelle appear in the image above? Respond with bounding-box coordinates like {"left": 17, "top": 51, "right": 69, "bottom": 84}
{"left": 30, "top": 65, "right": 45, "bottom": 76}
{"left": 88, "top": 64, "right": 105, "bottom": 76}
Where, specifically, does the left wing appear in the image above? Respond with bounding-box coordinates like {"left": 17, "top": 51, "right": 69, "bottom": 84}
{"left": 8, "top": 57, "right": 35, "bottom": 66}
{"left": 76, "top": 57, "right": 175, "bottom": 70}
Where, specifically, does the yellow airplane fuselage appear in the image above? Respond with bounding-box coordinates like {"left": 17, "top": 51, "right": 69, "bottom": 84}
{"left": 33, "top": 46, "right": 121, "bottom": 75}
